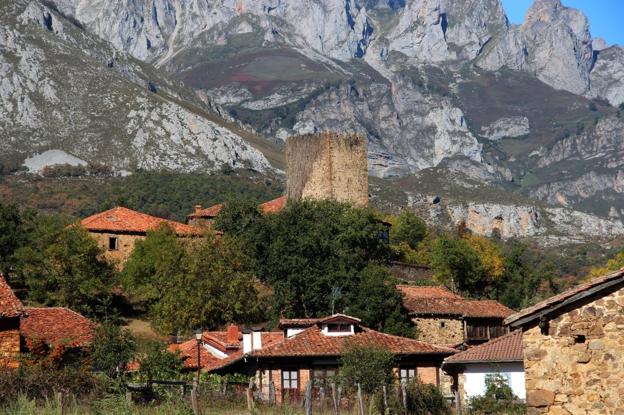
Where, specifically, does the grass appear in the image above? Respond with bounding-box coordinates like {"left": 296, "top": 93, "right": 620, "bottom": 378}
{"left": 2, "top": 394, "right": 364, "bottom": 415}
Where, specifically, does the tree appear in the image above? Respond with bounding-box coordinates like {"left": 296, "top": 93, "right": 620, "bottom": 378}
{"left": 150, "top": 233, "right": 264, "bottom": 334}
{"left": 91, "top": 322, "right": 136, "bottom": 379}
{"left": 468, "top": 374, "right": 525, "bottom": 414}
{"left": 346, "top": 264, "right": 414, "bottom": 337}
{"left": 0, "top": 203, "right": 32, "bottom": 276}
{"left": 13, "top": 216, "right": 116, "bottom": 317}
{"left": 137, "top": 343, "right": 184, "bottom": 382}
{"left": 213, "top": 197, "right": 263, "bottom": 237}
{"left": 339, "top": 342, "right": 395, "bottom": 394}
{"left": 121, "top": 224, "right": 187, "bottom": 308}
{"left": 430, "top": 233, "right": 485, "bottom": 294}
{"left": 247, "top": 200, "right": 391, "bottom": 318}
{"left": 390, "top": 211, "right": 427, "bottom": 249}
{"left": 588, "top": 250, "right": 624, "bottom": 278}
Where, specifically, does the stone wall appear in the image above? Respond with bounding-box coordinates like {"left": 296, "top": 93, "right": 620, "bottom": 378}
{"left": 89, "top": 231, "right": 144, "bottom": 266}
{"left": 413, "top": 317, "right": 464, "bottom": 346}
{"left": 286, "top": 132, "right": 368, "bottom": 207}
{"left": 523, "top": 286, "right": 624, "bottom": 414}
{"left": 0, "top": 317, "right": 20, "bottom": 369}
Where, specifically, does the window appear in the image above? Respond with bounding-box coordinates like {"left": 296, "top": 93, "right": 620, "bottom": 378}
{"left": 108, "top": 236, "right": 118, "bottom": 251}
{"left": 400, "top": 368, "right": 416, "bottom": 383}
{"left": 282, "top": 370, "right": 299, "bottom": 390}
{"left": 440, "top": 321, "right": 446, "bottom": 329}
{"left": 327, "top": 323, "right": 351, "bottom": 333}
{"left": 312, "top": 368, "right": 337, "bottom": 385}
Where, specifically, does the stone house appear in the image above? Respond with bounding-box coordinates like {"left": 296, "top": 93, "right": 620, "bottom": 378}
{"left": 443, "top": 330, "right": 525, "bottom": 411}
{"left": 80, "top": 206, "right": 202, "bottom": 265}
{"left": 212, "top": 314, "right": 456, "bottom": 403}
{"left": 187, "top": 196, "right": 288, "bottom": 227}
{"left": 0, "top": 274, "right": 24, "bottom": 369}
{"left": 505, "top": 269, "right": 624, "bottom": 414}
{"left": 0, "top": 274, "right": 95, "bottom": 368}
{"left": 398, "top": 285, "right": 514, "bottom": 346}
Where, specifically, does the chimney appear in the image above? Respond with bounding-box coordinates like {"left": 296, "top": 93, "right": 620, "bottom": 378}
{"left": 194, "top": 205, "right": 202, "bottom": 214}
{"left": 226, "top": 324, "right": 239, "bottom": 344}
{"left": 242, "top": 328, "right": 262, "bottom": 353}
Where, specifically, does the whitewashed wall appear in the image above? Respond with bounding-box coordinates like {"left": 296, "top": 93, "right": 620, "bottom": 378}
{"left": 463, "top": 363, "right": 525, "bottom": 401}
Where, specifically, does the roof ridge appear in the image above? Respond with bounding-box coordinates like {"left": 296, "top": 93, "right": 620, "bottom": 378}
{"left": 360, "top": 327, "right": 457, "bottom": 353}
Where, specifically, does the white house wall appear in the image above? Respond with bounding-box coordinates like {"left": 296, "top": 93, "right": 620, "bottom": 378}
{"left": 463, "top": 362, "right": 525, "bottom": 401}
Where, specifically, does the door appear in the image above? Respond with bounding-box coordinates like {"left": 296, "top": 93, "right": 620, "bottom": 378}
{"left": 281, "top": 369, "right": 300, "bottom": 403}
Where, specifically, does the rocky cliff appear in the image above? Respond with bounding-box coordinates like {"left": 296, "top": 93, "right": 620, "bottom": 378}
{"left": 3, "top": 0, "right": 624, "bottom": 242}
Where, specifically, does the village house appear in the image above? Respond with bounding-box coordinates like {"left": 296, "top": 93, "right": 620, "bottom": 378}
{"left": 443, "top": 330, "right": 525, "bottom": 411}
{"left": 505, "top": 269, "right": 624, "bottom": 414}
{"left": 398, "top": 285, "right": 514, "bottom": 346}
{"left": 80, "top": 206, "right": 202, "bottom": 264}
{"left": 0, "top": 274, "right": 24, "bottom": 369}
{"left": 0, "top": 274, "right": 95, "bottom": 368}
{"left": 187, "top": 196, "right": 288, "bottom": 227}
{"left": 168, "top": 314, "right": 456, "bottom": 403}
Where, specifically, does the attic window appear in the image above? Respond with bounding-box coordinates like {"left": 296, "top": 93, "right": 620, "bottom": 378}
{"left": 108, "top": 237, "right": 118, "bottom": 251}
{"left": 440, "top": 321, "right": 446, "bottom": 329}
{"left": 327, "top": 323, "right": 351, "bottom": 333}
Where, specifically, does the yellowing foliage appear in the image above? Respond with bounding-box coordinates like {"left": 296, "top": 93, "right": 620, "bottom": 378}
{"left": 588, "top": 251, "right": 624, "bottom": 279}
{"left": 463, "top": 234, "right": 506, "bottom": 280}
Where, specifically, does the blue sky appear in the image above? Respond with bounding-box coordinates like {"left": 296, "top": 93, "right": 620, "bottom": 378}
{"left": 502, "top": 0, "right": 624, "bottom": 46}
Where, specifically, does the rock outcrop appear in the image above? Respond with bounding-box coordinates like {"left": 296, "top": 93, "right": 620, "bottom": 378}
{"left": 481, "top": 116, "right": 530, "bottom": 140}
{"left": 590, "top": 46, "right": 624, "bottom": 107}
{"left": 479, "top": 0, "right": 593, "bottom": 95}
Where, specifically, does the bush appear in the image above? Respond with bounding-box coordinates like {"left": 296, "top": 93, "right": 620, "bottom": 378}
{"left": 91, "top": 322, "right": 137, "bottom": 379}
{"left": 339, "top": 342, "right": 395, "bottom": 394}
{"left": 374, "top": 381, "right": 451, "bottom": 415}
{"left": 468, "top": 374, "right": 526, "bottom": 414}
{"left": 0, "top": 363, "right": 106, "bottom": 405}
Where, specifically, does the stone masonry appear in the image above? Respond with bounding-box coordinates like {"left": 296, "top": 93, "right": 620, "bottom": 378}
{"left": 286, "top": 132, "right": 368, "bottom": 207}
{"left": 412, "top": 317, "right": 464, "bottom": 346}
{"left": 0, "top": 317, "right": 20, "bottom": 369}
{"left": 89, "top": 232, "right": 145, "bottom": 266}
{"left": 523, "top": 286, "right": 624, "bottom": 414}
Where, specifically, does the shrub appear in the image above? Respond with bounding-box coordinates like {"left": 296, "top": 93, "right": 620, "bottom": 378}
{"left": 91, "top": 322, "right": 137, "bottom": 379}
{"left": 374, "top": 381, "right": 451, "bottom": 415}
{"left": 339, "top": 342, "right": 395, "bottom": 394}
{"left": 0, "top": 363, "right": 106, "bottom": 405}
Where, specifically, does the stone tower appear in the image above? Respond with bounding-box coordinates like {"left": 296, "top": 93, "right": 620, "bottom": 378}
{"left": 286, "top": 132, "right": 368, "bottom": 207}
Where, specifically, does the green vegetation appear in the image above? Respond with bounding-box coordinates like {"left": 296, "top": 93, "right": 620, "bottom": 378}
{"left": 467, "top": 374, "right": 526, "bottom": 414}
{"left": 91, "top": 322, "right": 137, "bottom": 379}
{"left": 339, "top": 343, "right": 395, "bottom": 394}
{"left": 122, "top": 226, "right": 264, "bottom": 334}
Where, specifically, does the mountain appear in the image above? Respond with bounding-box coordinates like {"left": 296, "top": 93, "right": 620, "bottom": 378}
{"left": 0, "top": 0, "right": 276, "bottom": 174}
{"left": 2, "top": 0, "right": 624, "bottom": 242}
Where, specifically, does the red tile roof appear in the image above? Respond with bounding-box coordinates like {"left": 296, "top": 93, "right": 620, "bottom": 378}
{"left": 398, "top": 285, "right": 514, "bottom": 319}
{"left": 80, "top": 207, "right": 201, "bottom": 236}
{"left": 189, "top": 196, "right": 287, "bottom": 219}
{"left": 259, "top": 196, "right": 288, "bottom": 214}
{"left": 21, "top": 307, "right": 95, "bottom": 348}
{"left": 190, "top": 204, "right": 224, "bottom": 219}
{"left": 279, "top": 318, "right": 321, "bottom": 328}
{"left": 0, "top": 274, "right": 24, "bottom": 318}
{"left": 505, "top": 268, "right": 624, "bottom": 328}
{"left": 444, "top": 330, "right": 523, "bottom": 364}
{"left": 250, "top": 325, "right": 455, "bottom": 358}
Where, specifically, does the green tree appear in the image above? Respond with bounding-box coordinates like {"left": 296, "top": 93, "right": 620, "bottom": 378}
{"left": 430, "top": 233, "right": 485, "bottom": 294}
{"left": 91, "top": 322, "right": 137, "bottom": 379}
{"left": 247, "top": 200, "right": 391, "bottom": 318}
{"left": 339, "top": 342, "right": 395, "bottom": 394}
{"left": 151, "top": 233, "right": 264, "bottom": 334}
{"left": 213, "top": 197, "right": 263, "bottom": 237}
{"left": 13, "top": 216, "right": 116, "bottom": 317}
{"left": 346, "top": 264, "right": 414, "bottom": 337}
{"left": 137, "top": 343, "right": 184, "bottom": 382}
{"left": 468, "top": 374, "right": 525, "bottom": 414}
{"left": 0, "top": 203, "right": 32, "bottom": 276}
{"left": 121, "top": 224, "right": 187, "bottom": 308}
{"left": 390, "top": 211, "right": 427, "bottom": 249}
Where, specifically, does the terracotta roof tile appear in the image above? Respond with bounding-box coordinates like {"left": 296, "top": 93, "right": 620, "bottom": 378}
{"left": 81, "top": 207, "right": 201, "bottom": 236}
{"left": 250, "top": 325, "right": 455, "bottom": 358}
{"left": 505, "top": 268, "right": 624, "bottom": 327}
{"left": 398, "top": 285, "right": 514, "bottom": 319}
{"left": 0, "top": 274, "right": 24, "bottom": 318}
{"left": 21, "top": 307, "right": 95, "bottom": 348}
{"left": 259, "top": 196, "right": 287, "bottom": 214}
{"left": 189, "top": 204, "right": 224, "bottom": 219}
{"left": 279, "top": 318, "right": 321, "bottom": 328}
{"left": 444, "top": 330, "right": 523, "bottom": 364}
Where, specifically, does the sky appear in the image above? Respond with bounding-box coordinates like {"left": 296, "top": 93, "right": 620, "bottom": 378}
{"left": 501, "top": 0, "right": 624, "bottom": 46}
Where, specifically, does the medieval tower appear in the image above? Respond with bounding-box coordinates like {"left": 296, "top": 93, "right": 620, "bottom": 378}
{"left": 286, "top": 132, "right": 368, "bottom": 207}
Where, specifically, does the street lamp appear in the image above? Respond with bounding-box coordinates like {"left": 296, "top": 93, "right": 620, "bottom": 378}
{"left": 194, "top": 328, "right": 203, "bottom": 390}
